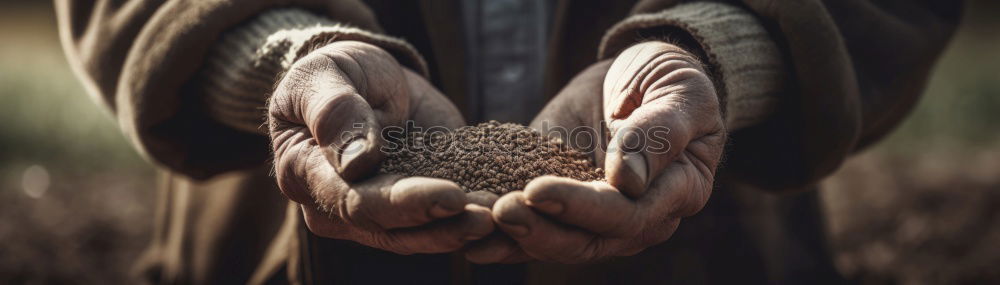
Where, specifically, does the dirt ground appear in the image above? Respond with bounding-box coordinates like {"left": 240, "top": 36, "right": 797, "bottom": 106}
{"left": 0, "top": 1, "right": 997, "bottom": 284}
{"left": 823, "top": 150, "right": 1000, "bottom": 284}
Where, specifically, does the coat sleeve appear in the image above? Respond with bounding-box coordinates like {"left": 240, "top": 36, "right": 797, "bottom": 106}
{"left": 599, "top": 0, "right": 962, "bottom": 191}
{"left": 54, "top": 0, "right": 417, "bottom": 179}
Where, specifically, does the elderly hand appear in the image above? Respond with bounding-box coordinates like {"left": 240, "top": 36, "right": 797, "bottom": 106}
{"left": 268, "top": 41, "right": 494, "bottom": 255}
{"left": 466, "top": 41, "right": 726, "bottom": 263}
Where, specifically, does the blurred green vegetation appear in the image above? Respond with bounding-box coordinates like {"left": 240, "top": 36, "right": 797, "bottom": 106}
{"left": 878, "top": 0, "right": 1000, "bottom": 154}
{"left": 819, "top": 2, "right": 1000, "bottom": 283}
{"left": 0, "top": 12, "right": 149, "bottom": 174}
{"left": 0, "top": 5, "right": 153, "bottom": 283}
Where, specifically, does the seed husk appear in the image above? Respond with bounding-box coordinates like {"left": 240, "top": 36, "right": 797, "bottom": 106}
{"left": 380, "top": 121, "right": 604, "bottom": 195}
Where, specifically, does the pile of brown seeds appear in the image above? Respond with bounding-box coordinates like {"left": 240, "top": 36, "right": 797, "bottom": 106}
{"left": 380, "top": 121, "right": 604, "bottom": 195}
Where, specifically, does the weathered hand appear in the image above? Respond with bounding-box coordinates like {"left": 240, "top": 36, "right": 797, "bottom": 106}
{"left": 469, "top": 41, "right": 726, "bottom": 263}
{"left": 268, "top": 41, "right": 494, "bottom": 255}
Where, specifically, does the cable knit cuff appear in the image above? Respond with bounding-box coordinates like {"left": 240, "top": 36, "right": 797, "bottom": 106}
{"left": 599, "top": 2, "right": 786, "bottom": 130}
{"left": 197, "top": 8, "right": 429, "bottom": 134}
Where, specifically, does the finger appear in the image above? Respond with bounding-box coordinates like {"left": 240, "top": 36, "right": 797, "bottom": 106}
{"left": 278, "top": 148, "right": 466, "bottom": 233}
{"left": 343, "top": 176, "right": 468, "bottom": 230}
{"left": 642, "top": 154, "right": 714, "bottom": 219}
{"left": 466, "top": 191, "right": 500, "bottom": 208}
{"left": 464, "top": 233, "right": 532, "bottom": 264}
{"left": 383, "top": 204, "right": 494, "bottom": 254}
{"left": 493, "top": 192, "right": 606, "bottom": 263}
{"left": 603, "top": 41, "right": 701, "bottom": 121}
{"left": 270, "top": 122, "right": 329, "bottom": 204}
{"left": 607, "top": 95, "right": 722, "bottom": 199}
{"left": 604, "top": 104, "right": 692, "bottom": 198}
{"left": 271, "top": 41, "right": 410, "bottom": 182}
{"left": 272, "top": 54, "right": 381, "bottom": 182}
{"left": 269, "top": 116, "right": 357, "bottom": 206}
{"left": 522, "top": 176, "right": 643, "bottom": 238}
{"left": 602, "top": 42, "right": 720, "bottom": 198}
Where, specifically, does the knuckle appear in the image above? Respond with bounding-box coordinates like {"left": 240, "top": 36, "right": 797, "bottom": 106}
{"left": 492, "top": 195, "right": 523, "bottom": 221}
{"left": 343, "top": 190, "right": 381, "bottom": 231}
{"left": 273, "top": 148, "right": 312, "bottom": 203}
{"left": 267, "top": 91, "right": 294, "bottom": 122}
{"left": 268, "top": 93, "right": 311, "bottom": 134}
{"left": 307, "top": 93, "right": 363, "bottom": 137}
{"left": 463, "top": 220, "right": 493, "bottom": 242}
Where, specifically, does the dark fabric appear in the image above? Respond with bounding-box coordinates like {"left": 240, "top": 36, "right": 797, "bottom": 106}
{"left": 55, "top": 0, "right": 382, "bottom": 179}
{"left": 136, "top": 166, "right": 289, "bottom": 284}
{"left": 55, "top": 0, "right": 963, "bottom": 199}
{"left": 56, "top": 0, "right": 961, "bottom": 284}
{"left": 606, "top": 0, "right": 963, "bottom": 192}
{"left": 463, "top": 0, "right": 552, "bottom": 125}
{"left": 516, "top": 62, "right": 843, "bottom": 285}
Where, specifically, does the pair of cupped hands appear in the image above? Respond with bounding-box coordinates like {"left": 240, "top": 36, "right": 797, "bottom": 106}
{"left": 268, "top": 40, "right": 725, "bottom": 264}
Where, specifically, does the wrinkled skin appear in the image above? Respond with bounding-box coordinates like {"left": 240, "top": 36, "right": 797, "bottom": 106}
{"left": 268, "top": 41, "right": 500, "bottom": 255}
{"left": 268, "top": 40, "right": 724, "bottom": 261}
{"left": 465, "top": 41, "right": 727, "bottom": 263}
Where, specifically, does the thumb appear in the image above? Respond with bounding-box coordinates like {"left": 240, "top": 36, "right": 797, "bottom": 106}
{"left": 273, "top": 42, "right": 409, "bottom": 182}
{"left": 313, "top": 95, "right": 384, "bottom": 182}
{"left": 601, "top": 41, "right": 715, "bottom": 198}
{"left": 604, "top": 109, "right": 693, "bottom": 199}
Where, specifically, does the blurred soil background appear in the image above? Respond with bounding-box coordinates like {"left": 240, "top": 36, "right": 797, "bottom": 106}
{"left": 0, "top": 1, "right": 997, "bottom": 284}
{"left": 819, "top": 1, "right": 1000, "bottom": 283}
{"left": 0, "top": 1, "right": 156, "bottom": 284}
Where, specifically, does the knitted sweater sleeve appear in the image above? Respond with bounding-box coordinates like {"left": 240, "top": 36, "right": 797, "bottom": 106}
{"left": 599, "top": 2, "right": 786, "bottom": 131}
{"left": 55, "top": 0, "right": 405, "bottom": 178}
{"left": 195, "top": 8, "right": 428, "bottom": 134}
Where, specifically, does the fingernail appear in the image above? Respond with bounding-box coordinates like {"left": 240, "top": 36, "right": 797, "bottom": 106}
{"left": 623, "top": 152, "right": 648, "bottom": 186}
{"left": 608, "top": 151, "right": 649, "bottom": 198}
{"left": 463, "top": 234, "right": 485, "bottom": 241}
{"left": 527, "top": 200, "right": 564, "bottom": 215}
{"left": 500, "top": 223, "right": 530, "bottom": 237}
{"left": 339, "top": 138, "right": 367, "bottom": 171}
{"left": 430, "top": 203, "right": 460, "bottom": 218}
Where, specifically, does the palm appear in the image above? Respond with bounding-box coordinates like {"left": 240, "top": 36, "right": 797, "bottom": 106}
{"left": 475, "top": 42, "right": 725, "bottom": 263}
{"left": 269, "top": 41, "right": 491, "bottom": 255}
